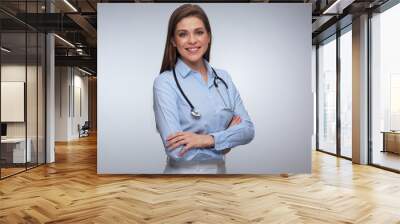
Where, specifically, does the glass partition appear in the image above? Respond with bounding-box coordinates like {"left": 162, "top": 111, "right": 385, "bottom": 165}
{"left": 27, "top": 0, "right": 37, "bottom": 168}
{"left": 1, "top": 31, "right": 28, "bottom": 177}
{"left": 317, "top": 36, "right": 337, "bottom": 155}
{"left": 0, "top": 1, "right": 46, "bottom": 179}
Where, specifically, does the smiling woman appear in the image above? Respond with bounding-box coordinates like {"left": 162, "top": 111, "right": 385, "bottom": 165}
{"left": 153, "top": 4, "right": 255, "bottom": 174}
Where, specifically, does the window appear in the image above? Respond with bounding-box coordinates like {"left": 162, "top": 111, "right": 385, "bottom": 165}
{"left": 371, "top": 2, "right": 400, "bottom": 171}
{"left": 339, "top": 28, "right": 352, "bottom": 158}
{"left": 318, "top": 36, "right": 337, "bottom": 155}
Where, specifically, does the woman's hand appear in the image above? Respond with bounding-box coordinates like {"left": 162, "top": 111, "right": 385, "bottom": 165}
{"left": 166, "top": 116, "right": 241, "bottom": 156}
{"left": 228, "top": 115, "right": 241, "bottom": 128}
{"left": 166, "top": 132, "right": 214, "bottom": 156}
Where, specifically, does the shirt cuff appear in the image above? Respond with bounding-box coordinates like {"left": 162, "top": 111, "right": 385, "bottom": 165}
{"left": 210, "top": 132, "right": 231, "bottom": 151}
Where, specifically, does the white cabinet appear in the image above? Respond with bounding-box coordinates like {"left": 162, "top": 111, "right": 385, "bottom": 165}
{"left": 1, "top": 138, "right": 32, "bottom": 163}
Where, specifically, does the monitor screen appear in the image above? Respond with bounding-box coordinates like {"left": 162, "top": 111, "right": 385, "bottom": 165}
{"left": 1, "top": 123, "right": 7, "bottom": 137}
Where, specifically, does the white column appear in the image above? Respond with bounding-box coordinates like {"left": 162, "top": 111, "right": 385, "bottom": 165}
{"left": 45, "top": 0, "right": 55, "bottom": 163}
{"left": 352, "top": 14, "right": 369, "bottom": 164}
{"left": 46, "top": 33, "right": 55, "bottom": 163}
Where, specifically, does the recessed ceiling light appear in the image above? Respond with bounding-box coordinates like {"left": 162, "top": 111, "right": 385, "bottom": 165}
{"left": 63, "top": 0, "right": 78, "bottom": 12}
{"left": 1, "top": 47, "right": 11, "bottom": 53}
{"left": 78, "top": 67, "right": 93, "bottom": 76}
{"left": 322, "top": 0, "right": 354, "bottom": 15}
{"left": 54, "top": 34, "right": 75, "bottom": 48}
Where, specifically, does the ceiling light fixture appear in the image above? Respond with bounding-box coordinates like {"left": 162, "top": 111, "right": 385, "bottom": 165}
{"left": 1, "top": 47, "right": 11, "bottom": 53}
{"left": 78, "top": 67, "right": 93, "bottom": 76}
{"left": 63, "top": 0, "right": 78, "bottom": 12}
{"left": 323, "top": 0, "right": 342, "bottom": 14}
{"left": 322, "top": 0, "right": 354, "bottom": 15}
{"left": 76, "top": 48, "right": 85, "bottom": 55}
{"left": 54, "top": 34, "right": 75, "bottom": 48}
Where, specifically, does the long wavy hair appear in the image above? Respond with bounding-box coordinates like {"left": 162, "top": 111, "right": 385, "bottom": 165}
{"left": 160, "top": 4, "right": 212, "bottom": 74}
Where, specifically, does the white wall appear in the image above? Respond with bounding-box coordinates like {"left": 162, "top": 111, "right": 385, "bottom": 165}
{"left": 55, "top": 67, "right": 89, "bottom": 141}
{"left": 1, "top": 65, "right": 26, "bottom": 129}
{"left": 55, "top": 67, "right": 69, "bottom": 141}
{"left": 98, "top": 3, "right": 312, "bottom": 174}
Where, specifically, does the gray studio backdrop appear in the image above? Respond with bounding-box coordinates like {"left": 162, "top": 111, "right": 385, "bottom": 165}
{"left": 98, "top": 3, "right": 312, "bottom": 174}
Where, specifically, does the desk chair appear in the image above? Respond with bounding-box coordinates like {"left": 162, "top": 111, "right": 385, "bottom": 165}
{"left": 79, "top": 121, "right": 90, "bottom": 138}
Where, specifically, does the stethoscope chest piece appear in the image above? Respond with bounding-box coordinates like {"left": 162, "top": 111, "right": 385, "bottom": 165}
{"left": 191, "top": 109, "right": 201, "bottom": 119}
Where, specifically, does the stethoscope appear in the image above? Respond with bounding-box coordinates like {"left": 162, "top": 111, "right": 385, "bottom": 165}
{"left": 172, "top": 66, "right": 233, "bottom": 119}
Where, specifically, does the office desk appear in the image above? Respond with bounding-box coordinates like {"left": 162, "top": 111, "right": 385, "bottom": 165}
{"left": 382, "top": 131, "right": 400, "bottom": 154}
{"left": 1, "top": 138, "right": 32, "bottom": 163}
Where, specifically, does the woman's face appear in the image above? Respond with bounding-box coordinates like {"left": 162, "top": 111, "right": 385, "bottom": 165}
{"left": 172, "top": 16, "right": 210, "bottom": 65}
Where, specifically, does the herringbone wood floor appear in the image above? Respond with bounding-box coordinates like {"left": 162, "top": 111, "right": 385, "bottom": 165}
{"left": 1, "top": 134, "right": 400, "bottom": 224}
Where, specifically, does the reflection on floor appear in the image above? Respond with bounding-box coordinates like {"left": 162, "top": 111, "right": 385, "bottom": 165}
{"left": 373, "top": 150, "right": 400, "bottom": 171}
{"left": 0, "top": 167, "right": 25, "bottom": 178}
{"left": 341, "top": 147, "right": 352, "bottom": 158}
{"left": 0, "top": 162, "right": 42, "bottom": 178}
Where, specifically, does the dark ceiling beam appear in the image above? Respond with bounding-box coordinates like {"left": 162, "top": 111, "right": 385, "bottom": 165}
{"left": 11, "top": 13, "right": 83, "bottom": 32}
{"left": 55, "top": 55, "right": 96, "bottom": 70}
{"left": 312, "top": 15, "right": 335, "bottom": 33}
{"left": 67, "top": 13, "right": 97, "bottom": 37}
{"left": 0, "top": 8, "right": 38, "bottom": 31}
{"left": 56, "top": 47, "right": 97, "bottom": 56}
{"left": 312, "top": 14, "right": 352, "bottom": 44}
{"left": 0, "top": 18, "right": 27, "bottom": 31}
{"left": 311, "top": 0, "right": 356, "bottom": 34}
{"left": 86, "top": 0, "right": 97, "bottom": 11}
{"left": 2, "top": 12, "right": 96, "bottom": 47}
{"left": 372, "top": 0, "right": 399, "bottom": 12}
{"left": 60, "top": 0, "right": 97, "bottom": 45}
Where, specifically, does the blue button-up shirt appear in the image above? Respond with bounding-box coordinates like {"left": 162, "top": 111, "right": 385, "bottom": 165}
{"left": 153, "top": 58, "right": 255, "bottom": 162}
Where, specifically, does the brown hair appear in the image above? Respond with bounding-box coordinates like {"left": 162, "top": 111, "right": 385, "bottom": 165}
{"left": 159, "top": 4, "right": 212, "bottom": 74}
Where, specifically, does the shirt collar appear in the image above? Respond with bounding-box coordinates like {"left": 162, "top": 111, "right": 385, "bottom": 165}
{"left": 175, "top": 57, "right": 214, "bottom": 79}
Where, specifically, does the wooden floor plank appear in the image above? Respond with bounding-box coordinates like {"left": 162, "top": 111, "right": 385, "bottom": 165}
{"left": 1, "top": 134, "right": 400, "bottom": 223}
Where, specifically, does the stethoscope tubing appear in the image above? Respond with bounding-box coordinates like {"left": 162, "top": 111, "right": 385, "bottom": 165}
{"left": 172, "top": 65, "right": 230, "bottom": 119}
